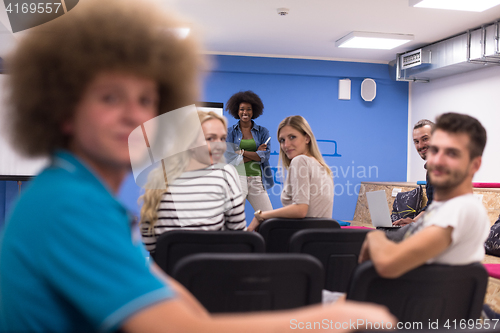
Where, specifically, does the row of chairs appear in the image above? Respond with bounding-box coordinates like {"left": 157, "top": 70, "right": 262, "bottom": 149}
{"left": 173, "top": 253, "right": 323, "bottom": 313}
{"left": 170, "top": 251, "right": 486, "bottom": 322}
{"left": 155, "top": 218, "right": 344, "bottom": 266}
{"left": 154, "top": 218, "right": 363, "bottom": 292}
{"left": 258, "top": 217, "right": 341, "bottom": 252}
{"left": 152, "top": 218, "right": 488, "bottom": 323}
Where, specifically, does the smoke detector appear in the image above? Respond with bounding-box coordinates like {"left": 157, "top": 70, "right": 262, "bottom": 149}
{"left": 277, "top": 8, "right": 289, "bottom": 16}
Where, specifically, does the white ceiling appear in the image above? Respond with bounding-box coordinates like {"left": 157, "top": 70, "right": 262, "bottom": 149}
{"left": 165, "top": 0, "right": 500, "bottom": 64}
{"left": 1, "top": 0, "right": 500, "bottom": 64}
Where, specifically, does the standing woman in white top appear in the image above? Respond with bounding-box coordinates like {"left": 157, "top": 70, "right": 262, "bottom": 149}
{"left": 248, "top": 115, "right": 334, "bottom": 232}
{"left": 140, "top": 111, "right": 246, "bottom": 254}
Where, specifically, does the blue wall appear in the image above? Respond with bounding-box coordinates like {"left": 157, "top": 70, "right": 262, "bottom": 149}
{"left": 0, "top": 55, "right": 408, "bottom": 227}
{"left": 202, "top": 55, "right": 409, "bottom": 221}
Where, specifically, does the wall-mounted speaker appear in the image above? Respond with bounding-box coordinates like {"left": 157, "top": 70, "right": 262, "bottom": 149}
{"left": 338, "top": 78, "right": 351, "bottom": 100}
{"left": 361, "top": 78, "right": 376, "bottom": 102}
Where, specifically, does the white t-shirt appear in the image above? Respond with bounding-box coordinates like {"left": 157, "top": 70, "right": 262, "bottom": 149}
{"left": 407, "top": 193, "right": 489, "bottom": 265}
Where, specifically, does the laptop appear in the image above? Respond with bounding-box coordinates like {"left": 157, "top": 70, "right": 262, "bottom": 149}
{"left": 365, "top": 190, "right": 400, "bottom": 230}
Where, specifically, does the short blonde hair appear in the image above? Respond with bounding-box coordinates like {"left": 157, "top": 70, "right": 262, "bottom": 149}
{"left": 6, "top": 0, "right": 202, "bottom": 157}
{"left": 277, "top": 115, "right": 332, "bottom": 177}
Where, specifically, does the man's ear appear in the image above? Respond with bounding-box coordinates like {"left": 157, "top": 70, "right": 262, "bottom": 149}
{"left": 470, "top": 156, "right": 482, "bottom": 175}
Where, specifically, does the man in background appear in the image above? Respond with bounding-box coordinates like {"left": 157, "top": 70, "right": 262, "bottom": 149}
{"left": 393, "top": 119, "right": 435, "bottom": 226}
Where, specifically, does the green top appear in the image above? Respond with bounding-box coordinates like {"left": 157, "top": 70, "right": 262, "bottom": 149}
{"left": 237, "top": 139, "right": 262, "bottom": 177}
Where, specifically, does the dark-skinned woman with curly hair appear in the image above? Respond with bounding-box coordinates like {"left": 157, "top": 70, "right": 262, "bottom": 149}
{"left": 225, "top": 91, "right": 274, "bottom": 215}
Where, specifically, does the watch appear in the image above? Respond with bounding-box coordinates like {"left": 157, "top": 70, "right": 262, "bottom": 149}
{"left": 254, "top": 210, "right": 264, "bottom": 222}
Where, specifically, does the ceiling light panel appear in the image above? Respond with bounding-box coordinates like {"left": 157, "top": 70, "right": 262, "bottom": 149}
{"left": 335, "top": 32, "right": 414, "bottom": 50}
{"left": 409, "top": 0, "right": 500, "bottom": 12}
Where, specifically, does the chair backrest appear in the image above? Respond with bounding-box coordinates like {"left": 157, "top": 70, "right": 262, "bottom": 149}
{"left": 153, "top": 230, "right": 265, "bottom": 275}
{"left": 347, "top": 261, "right": 488, "bottom": 323}
{"left": 258, "top": 218, "right": 340, "bottom": 253}
{"left": 289, "top": 228, "right": 370, "bottom": 292}
{"left": 172, "top": 253, "right": 324, "bottom": 313}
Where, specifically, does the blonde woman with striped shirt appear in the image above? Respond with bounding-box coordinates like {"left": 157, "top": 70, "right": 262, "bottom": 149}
{"left": 140, "top": 111, "right": 246, "bottom": 254}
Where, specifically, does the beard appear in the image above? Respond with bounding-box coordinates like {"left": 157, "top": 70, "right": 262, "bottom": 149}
{"left": 418, "top": 146, "right": 428, "bottom": 160}
{"left": 427, "top": 164, "right": 469, "bottom": 191}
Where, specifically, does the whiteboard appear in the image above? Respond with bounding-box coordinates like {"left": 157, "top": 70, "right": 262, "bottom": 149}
{"left": 196, "top": 102, "right": 223, "bottom": 116}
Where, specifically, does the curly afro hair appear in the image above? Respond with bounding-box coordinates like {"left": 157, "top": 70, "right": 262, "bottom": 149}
{"left": 225, "top": 90, "right": 264, "bottom": 120}
{"left": 6, "top": 0, "right": 202, "bottom": 157}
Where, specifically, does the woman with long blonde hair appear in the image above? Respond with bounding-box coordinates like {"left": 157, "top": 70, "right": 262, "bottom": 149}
{"left": 140, "top": 111, "right": 246, "bottom": 254}
{"left": 248, "top": 115, "right": 334, "bottom": 231}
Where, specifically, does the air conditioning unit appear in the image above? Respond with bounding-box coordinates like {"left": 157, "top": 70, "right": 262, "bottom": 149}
{"left": 392, "top": 21, "right": 500, "bottom": 82}
{"left": 401, "top": 49, "right": 431, "bottom": 70}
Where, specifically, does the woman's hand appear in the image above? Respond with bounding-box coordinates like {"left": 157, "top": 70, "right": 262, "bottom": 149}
{"left": 247, "top": 217, "right": 261, "bottom": 232}
{"left": 257, "top": 144, "right": 267, "bottom": 151}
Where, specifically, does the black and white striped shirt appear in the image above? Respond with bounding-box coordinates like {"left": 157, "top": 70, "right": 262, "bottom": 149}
{"left": 141, "top": 164, "right": 246, "bottom": 253}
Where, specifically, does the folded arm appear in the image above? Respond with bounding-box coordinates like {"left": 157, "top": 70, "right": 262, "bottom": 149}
{"left": 241, "top": 143, "right": 269, "bottom": 163}
{"left": 242, "top": 150, "right": 261, "bottom": 162}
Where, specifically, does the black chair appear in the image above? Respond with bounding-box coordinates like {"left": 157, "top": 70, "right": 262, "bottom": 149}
{"left": 172, "top": 253, "right": 324, "bottom": 313}
{"left": 347, "top": 261, "right": 488, "bottom": 323}
{"left": 153, "top": 230, "right": 265, "bottom": 275}
{"left": 289, "top": 228, "right": 371, "bottom": 292}
{"left": 258, "top": 218, "right": 340, "bottom": 253}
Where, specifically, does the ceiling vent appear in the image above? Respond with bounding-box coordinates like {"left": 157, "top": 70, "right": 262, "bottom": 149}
{"left": 400, "top": 49, "right": 431, "bottom": 69}
{"left": 390, "top": 21, "right": 500, "bottom": 82}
